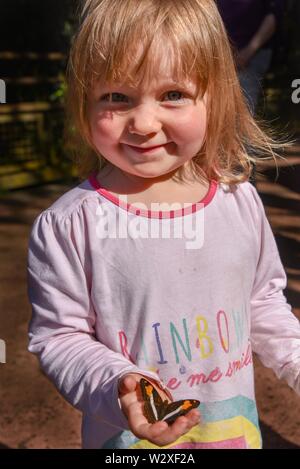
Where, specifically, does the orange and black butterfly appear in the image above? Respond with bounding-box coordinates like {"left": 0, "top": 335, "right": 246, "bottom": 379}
{"left": 140, "top": 378, "right": 200, "bottom": 425}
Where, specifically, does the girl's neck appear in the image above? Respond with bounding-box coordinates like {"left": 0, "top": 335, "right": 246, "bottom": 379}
{"left": 96, "top": 162, "right": 209, "bottom": 207}
{"left": 97, "top": 161, "right": 205, "bottom": 193}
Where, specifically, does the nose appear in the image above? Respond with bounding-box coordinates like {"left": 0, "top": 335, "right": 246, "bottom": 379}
{"left": 128, "top": 104, "right": 162, "bottom": 135}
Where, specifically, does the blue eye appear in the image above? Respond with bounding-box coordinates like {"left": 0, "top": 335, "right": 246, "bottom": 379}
{"left": 100, "top": 93, "right": 128, "bottom": 102}
{"left": 164, "top": 90, "right": 186, "bottom": 102}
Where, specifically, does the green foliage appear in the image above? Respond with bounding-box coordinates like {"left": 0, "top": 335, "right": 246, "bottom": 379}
{"left": 50, "top": 76, "right": 68, "bottom": 104}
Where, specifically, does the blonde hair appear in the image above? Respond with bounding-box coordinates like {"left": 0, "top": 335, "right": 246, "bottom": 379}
{"left": 66, "top": 0, "right": 283, "bottom": 184}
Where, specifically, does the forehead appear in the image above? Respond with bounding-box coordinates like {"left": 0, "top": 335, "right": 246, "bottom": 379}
{"left": 96, "top": 39, "right": 200, "bottom": 94}
{"left": 139, "top": 45, "right": 197, "bottom": 89}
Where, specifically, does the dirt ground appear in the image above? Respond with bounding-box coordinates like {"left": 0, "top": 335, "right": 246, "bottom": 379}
{"left": 0, "top": 148, "right": 299, "bottom": 449}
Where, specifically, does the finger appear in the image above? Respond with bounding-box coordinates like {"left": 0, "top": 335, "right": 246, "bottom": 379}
{"left": 129, "top": 406, "right": 201, "bottom": 445}
{"left": 118, "top": 375, "right": 138, "bottom": 396}
{"left": 149, "top": 412, "right": 201, "bottom": 447}
{"left": 159, "top": 416, "right": 190, "bottom": 443}
{"left": 183, "top": 409, "right": 201, "bottom": 426}
{"left": 134, "top": 417, "right": 190, "bottom": 447}
{"left": 120, "top": 395, "right": 145, "bottom": 422}
{"left": 133, "top": 420, "right": 169, "bottom": 442}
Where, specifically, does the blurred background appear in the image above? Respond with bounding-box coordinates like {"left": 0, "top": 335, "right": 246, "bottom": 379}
{"left": 0, "top": 0, "right": 299, "bottom": 449}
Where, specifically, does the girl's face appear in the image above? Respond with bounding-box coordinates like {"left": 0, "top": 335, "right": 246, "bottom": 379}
{"left": 87, "top": 56, "right": 207, "bottom": 181}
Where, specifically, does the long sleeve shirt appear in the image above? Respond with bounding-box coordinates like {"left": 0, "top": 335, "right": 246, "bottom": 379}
{"left": 27, "top": 175, "right": 300, "bottom": 449}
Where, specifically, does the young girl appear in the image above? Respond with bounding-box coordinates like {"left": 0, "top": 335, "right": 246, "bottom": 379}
{"left": 27, "top": 0, "right": 300, "bottom": 449}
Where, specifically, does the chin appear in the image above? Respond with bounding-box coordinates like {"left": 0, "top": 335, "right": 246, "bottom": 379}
{"left": 129, "top": 163, "right": 180, "bottom": 179}
{"left": 132, "top": 169, "right": 174, "bottom": 180}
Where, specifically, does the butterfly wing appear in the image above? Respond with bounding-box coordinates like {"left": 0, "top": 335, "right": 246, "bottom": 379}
{"left": 140, "top": 378, "right": 164, "bottom": 423}
{"left": 161, "top": 399, "right": 200, "bottom": 425}
{"left": 140, "top": 378, "right": 200, "bottom": 426}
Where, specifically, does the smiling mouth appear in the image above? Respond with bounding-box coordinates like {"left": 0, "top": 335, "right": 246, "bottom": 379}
{"left": 125, "top": 143, "right": 170, "bottom": 153}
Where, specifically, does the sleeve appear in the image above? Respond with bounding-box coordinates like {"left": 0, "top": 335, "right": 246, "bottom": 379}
{"left": 249, "top": 187, "right": 300, "bottom": 395}
{"left": 27, "top": 209, "right": 162, "bottom": 429}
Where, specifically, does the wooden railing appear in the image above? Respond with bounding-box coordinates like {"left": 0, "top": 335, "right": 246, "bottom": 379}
{"left": 0, "top": 51, "right": 76, "bottom": 191}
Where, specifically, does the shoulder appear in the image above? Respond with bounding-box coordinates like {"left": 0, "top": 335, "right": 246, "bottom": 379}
{"left": 236, "top": 181, "right": 265, "bottom": 210}
{"left": 217, "top": 181, "right": 266, "bottom": 219}
{"left": 218, "top": 180, "right": 261, "bottom": 201}
{"left": 29, "top": 178, "right": 103, "bottom": 240}
{"left": 45, "top": 179, "right": 100, "bottom": 219}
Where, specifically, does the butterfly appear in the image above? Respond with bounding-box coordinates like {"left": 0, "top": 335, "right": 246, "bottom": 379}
{"left": 140, "top": 378, "right": 200, "bottom": 425}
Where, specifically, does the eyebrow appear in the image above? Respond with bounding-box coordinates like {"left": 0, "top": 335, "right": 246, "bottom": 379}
{"left": 156, "top": 80, "right": 195, "bottom": 90}
{"left": 104, "top": 80, "right": 196, "bottom": 93}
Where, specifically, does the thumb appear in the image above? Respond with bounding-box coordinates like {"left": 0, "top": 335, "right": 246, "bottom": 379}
{"left": 118, "top": 374, "right": 139, "bottom": 396}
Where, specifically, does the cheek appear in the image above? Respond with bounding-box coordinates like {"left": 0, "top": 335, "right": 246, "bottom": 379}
{"left": 171, "top": 107, "right": 206, "bottom": 143}
{"left": 90, "top": 113, "right": 121, "bottom": 145}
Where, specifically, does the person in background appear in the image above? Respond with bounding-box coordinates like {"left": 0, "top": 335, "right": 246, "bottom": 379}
{"left": 217, "top": 0, "right": 285, "bottom": 113}
{"left": 217, "top": 0, "right": 285, "bottom": 186}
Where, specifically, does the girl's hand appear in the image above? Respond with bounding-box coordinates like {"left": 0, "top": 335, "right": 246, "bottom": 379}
{"left": 118, "top": 373, "right": 201, "bottom": 447}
